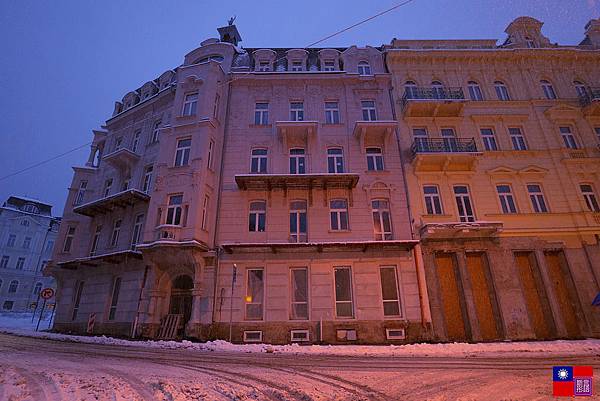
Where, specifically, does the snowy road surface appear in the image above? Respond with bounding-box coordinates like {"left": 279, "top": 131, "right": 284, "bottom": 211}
{"left": 1, "top": 333, "right": 599, "bottom": 401}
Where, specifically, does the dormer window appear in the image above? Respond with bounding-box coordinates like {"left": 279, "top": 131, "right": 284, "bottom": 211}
{"left": 322, "top": 60, "right": 335, "bottom": 72}
{"left": 291, "top": 61, "right": 303, "bottom": 72}
{"left": 358, "top": 61, "right": 371, "bottom": 76}
{"left": 257, "top": 61, "right": 270, "bottom": 72}
{"left": 525, "top": 37, "right": 535, "bottom": 48}
{"left": 22, "top": 203, "right": 39, "bottom": 214}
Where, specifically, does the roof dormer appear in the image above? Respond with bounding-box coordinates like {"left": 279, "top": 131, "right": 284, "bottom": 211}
{"left": 252, "top": 49, "right": 277, "bottom": 72}
{"left": 503, "top": 16, "right": 551, "bottom": 48}
{"left": 318, "top": 49, "right": 341, "bottom": 72}
{"left": 286, "top": 49, "right": 309, "bottom": 72}
{"left": 581, "top": 18, "right": 600, "bottom": 48}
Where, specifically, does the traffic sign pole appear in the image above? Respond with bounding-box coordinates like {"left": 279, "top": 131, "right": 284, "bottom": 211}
{"left": 36, "top": 299, "right": 47, "bottom": 332}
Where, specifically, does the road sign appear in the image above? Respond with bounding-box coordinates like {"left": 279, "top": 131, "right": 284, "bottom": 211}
{"left": 40, "top": 288, "right": 55, "bottom": 300}
{"left": 87, "top": 313, "right": 96, "bottom": 334}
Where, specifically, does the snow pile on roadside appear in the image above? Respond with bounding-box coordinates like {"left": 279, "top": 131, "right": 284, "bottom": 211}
{"left": 1, "top": 322, "right": 599, "bottom": 357}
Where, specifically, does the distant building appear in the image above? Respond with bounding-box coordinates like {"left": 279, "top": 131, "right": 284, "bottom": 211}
{"left": 0, "top": 196, "right": 59, "bottom": 313}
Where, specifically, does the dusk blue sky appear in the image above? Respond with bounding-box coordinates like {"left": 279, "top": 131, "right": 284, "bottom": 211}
{"left": 1, "top": 0, "right": 598, "bottom": 215}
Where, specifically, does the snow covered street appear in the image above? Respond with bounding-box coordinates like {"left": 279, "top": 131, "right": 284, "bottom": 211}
{"left": 1, "top": 331, "right": 599, "bottom": 400}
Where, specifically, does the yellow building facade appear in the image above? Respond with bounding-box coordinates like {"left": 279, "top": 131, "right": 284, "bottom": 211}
{"left": 386, "top": 17, "right": 600, "bottom": 342}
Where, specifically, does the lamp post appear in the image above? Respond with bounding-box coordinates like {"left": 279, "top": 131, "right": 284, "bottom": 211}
{"left": 228, "top": 264, "right": 237, "bottom": 343}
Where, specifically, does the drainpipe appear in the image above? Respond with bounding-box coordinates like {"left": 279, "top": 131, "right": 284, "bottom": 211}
{"left": 388, "top": 85, "right": 432, "bottom": 328}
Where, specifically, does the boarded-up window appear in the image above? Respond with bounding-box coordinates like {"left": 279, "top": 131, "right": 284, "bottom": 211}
{"left": 290, "top": 267, "right": 308, "bottom": 320}
{"left": 245, "top": 269, "right": 264, "bottom": 320}
{"left": 334, "top": 267, "right": 354, "bottom": 318}
{"left": 380, "top": 266, "right": 402, "bottom": 317}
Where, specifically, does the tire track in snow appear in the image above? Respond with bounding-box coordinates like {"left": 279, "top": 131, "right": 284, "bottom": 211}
{"left": 99, "top": 367, "right": 159, "bottom": 401}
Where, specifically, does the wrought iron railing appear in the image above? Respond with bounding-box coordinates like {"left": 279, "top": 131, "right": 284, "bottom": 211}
{"left": 411, "top": 138, "right": 478, "bottom": 155}
{"left": 402, "top": 87, "right": 465, "bottom": 102}
{"left": 578, "top": 87, "right": 600, "bottom": 107}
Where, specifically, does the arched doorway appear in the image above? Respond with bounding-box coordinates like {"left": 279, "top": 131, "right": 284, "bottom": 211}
{"left": 169, "top": 275, "right": 194, "bottom": 333}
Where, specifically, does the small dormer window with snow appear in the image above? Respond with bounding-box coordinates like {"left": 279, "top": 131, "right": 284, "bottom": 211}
{"left": 358, "top": 61, "right": 371, "bottom": 76}
{"left": 22, "top": 203, "right": 39, "bottom": 214}
{"left": 323, "top": 60, "right": 335, "bottom": 71}
{"left": 257, "top": 61, "right": 270, "bottom": 72}
{"left": 291, "top": 61, "right": 303, "bottom": 72}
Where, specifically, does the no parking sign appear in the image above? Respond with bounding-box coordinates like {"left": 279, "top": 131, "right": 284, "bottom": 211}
{"left": 40, "top": 288, "right": 55, "bottom": 299}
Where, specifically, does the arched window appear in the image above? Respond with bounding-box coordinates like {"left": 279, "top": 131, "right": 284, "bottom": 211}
{"left": 431, "top": 80, "right": 444, "bottom": 99}
{"left": 404, "top": 80, "right": 418, "bottom": 99}
{"left": 494, "top": 81, "right": 510, "bottom": 101}
{"left": 541, "top": 80, "right": 557, "bottom": 99}
{"left": 249, "top": 200, "right": 266, "bottom": 232}
{"left": 8, "top": 280, "right": 18, "bottom": 293}
{"left": 467, "top": 81, "right": 484, "bottom": 101}
{"left": 371, "top": 199, "right": 393, "bottom": 240}
{"left": 573, "top": 80, "right": 587, "bottom": 98}
{"left": 33, "top": 282, "right": 42, "bottom": 296}
{"left": 358, "top": 61, "right": 371, "bottom": 76}
{"left": 290, "top": 200, "right": 308, "bottom": 242}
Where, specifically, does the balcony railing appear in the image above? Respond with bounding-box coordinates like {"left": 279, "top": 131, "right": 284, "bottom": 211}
{"left": 411, "top": 138, "right": 478, "bottom": 155}
{"left": 403, "top": 87, "right": 465, "bottom": 102}
{"left": 578, "top": 87, "right": 600, "bottom": 107}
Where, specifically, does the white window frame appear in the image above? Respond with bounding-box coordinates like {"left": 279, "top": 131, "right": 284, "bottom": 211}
{"left": 290, "top": 102, "right": 304, "bottom": 121}
{"left": 257, "top": 60, "right": 270, "bottom": 72}
{"left": 574, "top": 81, "right": 587, "bottom": 98}
{"left": 423, "top": 185, "right": 443, "bottom": 215}
{"left": 334, "top": 266, "right": 354, "bottom": 318}
{"left": 496, "top": 184, "right": 517, "bottom": 214}
{"left": 541, "top": 80, "right": 557, "bottom": 99}
{"left": 151, "top": 120, "right": 161, "bottom": 143}
{"left": 22, "top": 236, "right": 31, "bottom": 249}
{"left": 250, "top": 148, "right": 268, "bottom": 173}
{"left": 166, "top": 194, "right": 184, "bottom": 226}
{"left": 142, "top": 165, "right": 153, "bottom": 193}
{"left": 494, "top": 81, "right": 510, "bottom": 101}
{"left": 248, "top": 200, "right": 266, "bottom": 232}
{"left": 290, "top": 60, "right": 303, "bottom": 72}
{"left": 33, "top": 282, "right": 42, "bottom": 296}
{"left": 372, "top": 199, "right": 393, "bottom": 240}
{"left": 480, "top": 128, "right": 498, "bottom": 151}
{"left": 90, "top": 224, "right": 102, "bottom": 256}
{"left": 245, "top": 268, "right": 265, "bottom": 321}
{"left": 559, "top": 126, "right": 578, "bottom": 149}
{"left": 509, "top": 127, "right": 528, "bottom": 150}
{"left": 207, "top": 138, "right": 215, "bottom": 170}
{"left": 527, "top": 184, "right": 549, "bottom": 213}
{"left": 325, "top": 101, "right": 340, "bottom": 124}
{"left": 468, "top": 81, "right": 484, "bottom": 101}
{"left": 322, "top": 60, "right": 335, "bottom": 71}
{"left": 289, "top": 148, "right": 306, "bottom": 174}
{"left": 74, "top": 180, "right": 88, "bottom": 206}
{"left": 63, "top": 226, "right": 76, "bottom": 252}
{"left": 174, "top": 138, "right": 191, "bottom": 167}
{"left": 16, "top": 257, "right": 25, "bottom": 270}
{"left": 404, "top": 81, "right": 418, "bottom": 99}
{"left": 361, "top": 100, "right": 377, "bottom": 121}
{"left": 254, "top": 102, "right": 269, "bottom": 125}
{"left": 103, "top": 178, "right": 113, "bottom": 198}
{"left": 327, "top": 148, "right": 344, "bottom": 173}
{"left": 580, "top": 184, "right": 600, "bottom": 212}
{"left": 131, "top": 214, "right": 144, "bottom": 248}
{"left": 357, "top": 61, "right": 371, "bottom": 76}
{"left": 366, "top": 147, "right": 384, "bottom": 171}
{"left": 110, "top": 219, "right": 122, "bottom": 247}
{"left": 290, "top": 267, "right": 309, "bottom": 320}
{"left": 132, "top": 130, "right": 141, "bottom": 153}
{"left": 182, "top": 92, "right": 198, "bottom": 116}
{"left": 329, "top": 199, "right": 349, "bottom": 231}
{"left": 289, "top": 200, "right": 308, "bottom": 243}
{"left": 380, "top": 266, "right": 403, "bottom": 317}
{"left": 453, "top": 185, "right": 476, "bottom": 222}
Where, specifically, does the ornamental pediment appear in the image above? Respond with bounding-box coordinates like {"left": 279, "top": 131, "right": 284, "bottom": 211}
{"left": 544, "top": 104, "right": 582, "bottom": 121}
{"left": 486, "top": 166, "right": 518, "bottom": 175}
{"left": 519, "top": 165, "right": 549, "bottom": 175}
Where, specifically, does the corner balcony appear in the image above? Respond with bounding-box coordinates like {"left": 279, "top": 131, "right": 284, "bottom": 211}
{"left": 401, "top": 87, "right": 466, "bottom": 117}
{"left": 420, "top": 221, "right": 503, "bottom": 241}
{"left": 411, "top": 138, "right": 481, "bottom": 173}
{"left": 102, "top": 148, "right": 140, "bottom": 172}
{"left": 73, "top": 189, "right": 150, "bottom": 217}
{"left": 578, "top": 87, "right": 600, "bottom": 116}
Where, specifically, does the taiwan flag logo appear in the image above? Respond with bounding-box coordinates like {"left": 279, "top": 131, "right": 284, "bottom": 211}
{"left": 553, "top": 366, "right": 593, "bottom": 397}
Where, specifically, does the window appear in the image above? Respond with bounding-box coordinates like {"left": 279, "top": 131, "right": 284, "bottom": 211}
{"left": 380, "top": 266, "right": 402, "bottom": 317}
{"left": 151, "top": 120, "right": 161, "bottom": 143}
{"left": 142, "top": 165, "right": 153, "bottom": 193}
{"left": 290, "top": 200, "right": 307, "bottom": 243}
{"left": 330, "top": 199, "right": 349, "bottom": 231}
{"left": 16, "top": 257, "right": 25, "bottom": 270}
{"left": 90, "top": 225, "right": 102, "bottom": 256}
{"left": 412, "top": 128, "right": 428, "bottom": 151}
{"left": 574, "top": 81, "right": 587, "bottom": 98}
{"left": 103, "top": 178, "right": 113, "bottom": 197}
{"left": 166, "top": 194, "right": 183, "bottom": 225}
{"left": 494, "top": 81, "right": 510, "bottom": 101}
{"left": 108, "top": 277, "right": 122, "bottom": 321}
{"left": 453, "top": 185, "right": 475, "bottom": 222}
{"left": 182, "top": 93, "right": 198, "bottom": 116}
{"left": 3, "top": 301, "right": 13, "bottom": 311}
{"left": 509, "top": 127, "right": 527, "bottom": 150}
{"left": 132, "top": 130, "right": 141, "bottom": 153}
{"left": 7, "top": 234, "right": 16, "bottom": 247}
{"left": 441, "top": 128, "right": 458, "bottom": 151}
{"left": 245, "top": 269, "right": 264, "bottom": 320}
{"left": 114, "top": 136, "right": 123, "bottom": 151}
{"left": 21, "top": 220, "right": 29, "bottom": 227}
{"left": 213, "top": 94, "right": 220, "bottom": 119}
{"left": 174, "top": 138, "right": 191, "bottom": 167}
{"left": 110, "top": 219, "right": 122, "bottom": 247}
{"left": 468, "top": 81, "right": 484, "bottom": 101}
{"left": 39, "top": 260, "right": 48, "bottom": 272}
{"left": 131, "top": 214, "right": 144, "bottom": 248}
{"left": 45, "top": 240, "right": 54, "bottom": 252}
{"left": 121, "top": 178, "right": 130, "bottom": 191}
{"left": 63, "top": 226, "right": 75, "bottom": 252}
{"left": 357, "top": 61, "right": 371, "bottom": 75}
{"left": 431, "top": 81, "right": 444, "bottom": 99}
{"left": 0, "top": 256, "right": 8, "bottom": 268}
{"left": 580, "top": 184, "right": 600, "bottom": 212}
{"left": 22, "top": 237, "right": 31, "bottom": 249}
{"left": 250, "top": 148, "right": 268, "bottom": 173}
{"left": 249, "top": 201, "right": 266, "bottom": 232}
{"left": 334, "top": 267, "right": 354, "bottom": 318}
{"left": 290, "top": 267, "right": 308, "bottom": 320}
{"left": 404, "top": 80, "right": 418, "bottom": 99}
{"left": 527, "top": 184, "right": 548, "bottom": 213}
{"left": 290, "top": 60, "right": 303, "bottom": 71}
{"left": 8, "top": 280, "right": 18, "bottom": 293}
{"left": 207, "top": 139, "right": 215, "bottom": 170}
{"left": 423, "top": 185, "right": 443, "bottom": 215}
{"left": 327, "top": 148, "right": 344, "bottom": 173}
{"left": 74, "top": 180, "right": 88, "bottom": 205}
{"left": 289, "top": 148, "right": 306, "bottom": 174}
{"left": 525, "top": 37, "right": 536, "bottom": 48}
{"left": 497, "top": 185, "right": 517, "bottom": 214}
{"left": 366, "top": 147, "right": 384, "bottom": 171}
{"left": 480, "top": 128, "right": 498, "bottom": 151}
{"left": 71, "top": 281, "right": 84, "bottom": 320}
{"left": 290, "top": 102, "right": 304, "bottom": 121}
{"left": 325, "top": 101, "right": 340, "bottom": 124}
{"left": 254, "top": 102, "right": 269, "bottom": 125}
{"left": 33, "top": 282, "right": 42, "bottom": 296}
{"left": 201, "top": 195, "right": 209, "bottom": 230}
{"left": 541, "top": 80, "right": 557, "bottom": 99}
{"left": 372, "top": 199, "right": 392, "bottom": 240}
{"left": 596, "top": 127, "right": 600, "bottom": 144}
{"left": 257, "top": 61, "right": 270, "bottom": 72}
{"left": 559, "top": 126, "right": 578, "bottom": 149}
{"left": 322, "top": 60, "right": 335, "bottom": 71}
{"left": 361, "top": 100, "right": 377, "bottom": 121}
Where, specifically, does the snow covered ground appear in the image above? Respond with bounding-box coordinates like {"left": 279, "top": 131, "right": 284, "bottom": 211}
{"left": 0, "top": 312, "right": 53, "bottom": 331}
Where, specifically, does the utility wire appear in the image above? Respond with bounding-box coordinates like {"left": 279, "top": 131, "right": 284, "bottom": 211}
{"left": 0, "top": 142, "right": 92, "bottom": 182}
{"left": 2, "top": 0, "right": 416, "bottom": 182}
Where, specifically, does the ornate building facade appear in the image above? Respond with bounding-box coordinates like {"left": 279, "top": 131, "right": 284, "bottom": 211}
{"left": 49, "top": 17, "right": 600, "bottom": 343}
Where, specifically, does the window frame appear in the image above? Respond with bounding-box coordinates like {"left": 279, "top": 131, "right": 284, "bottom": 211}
{"left": 527, "top": 183, "right": 549, "bottom": 213}
{"left": 496, "top": 184, "right": 518, "bottom": 214}
{"left": 71, "top": 281, "right": 84, "bottom": 320}
{"left": 559, "top": 126, "right": 578, "bottom": 149}
{"left": 108, "top": 276, "right": 122, "bottom": 321}
{"left": 74, "top": 180, "right": 88, "bottom": 206}
{"left": 329, "top": 199, "right": 349, "bottom": 231}
{"left": 90, "top": 224, "right": 102, "bottom": 256}
{"left": 248, "top": 200, "right": 267, "bottom": 232}
{"left": 541, "top": 79, "right": 557, "bottom": 99}
{"left": 372, "top": 199, "right": 393, "bottom": 240}
{"left": 580, "top": 184, "right": 600, "bottom": 212}
{"left": 361, "top": 100, "right": 377, "bottom": 121}
{"left": 366, "top": 147, "right": 384, "bottom": 171}
{"left": 509, "top": 127, "right": 528, "bottom": 150}
{"left": 453, "top": 185, "right": 476, "bottom": 222}
{"left": 0, "top": 256, "right": 9, "bottom": 268}
{"left": 324, "top": 101, "right": 340, "bottom": 124}
{"left": 110, "top": 219, "right": 122, "bottom": 248}
{"left": 254, "top": 102, "right": 269, "bottom": 125}
{"left": 423, "top": 185, "right": 443, "bottom": 215}
{"left": 289, "top": 148, "right": 306, "bottom": 174}
{"left": 182, "top": 92, "right": 198, "bottom": 116}
{"left": 132, "top": 129, "right": 141, "bottom": 153}
{"left": 63, "top": 226, "right": 76, "bottom": 253}
{"left": 245, "top": 268, "right": 265, "bottom": 321}
{"left": 166, "top": 194, "right": 184, "bottom": 226}
{"left": 480, "top": 128, "right": 498, "bottom": 151}
{"left": 290, "top": 267, "right": 309, "bottom": 320}
{"left": 334, "top": 266, "right": 354, "bottom": 318}
{"left": 467, "top": 81, "right": 484, "bottom": 101}
{"left": 201, "top": 195, "right": 209, "bottom": 230}
{"left": 289, "top": 200, "right": 308, "bottom": 243}
{"left": 15, "top": 257, "right": 25, "bottom": 270}
{"left": 150, "top": 120, "right": 161, "bottom": 143}
{"left": 142, "top": 165, "right": 153, "bottom": 193}
{"left": 8, "top": 280, "right": 18, "bottom": 294}
{"left": 290, "top": 102, "right": 304, "bottom": 121}
{"left": 494, "top": 81, "right": 510, "bottom": 101}
{"left": 357, "top": 61, "right": 371, "bottom": 76}
{"left": 327, "top": 147, "right": 344, "bottom": 173}
{"left": 131, "top": 214, "right": 144, "bottom": 249}
{"left": 174, "top": 137, "right": 192, "bottom": 167}
{"left": 379, "top": 266, "right": 403, "bottom": 318}
{"left": 103, "top": 178, "right": 113, "bottom": 198}
{"left": 250, "top": 148, "right": 268, "bottom": 173}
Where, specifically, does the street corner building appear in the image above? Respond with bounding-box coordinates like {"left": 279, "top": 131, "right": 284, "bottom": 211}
{"left": 47, "top": 16, "right": 600, "bottom": 344}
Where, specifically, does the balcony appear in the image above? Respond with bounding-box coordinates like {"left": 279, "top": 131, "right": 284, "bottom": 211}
{"left": 102, "top": 148, "right": 140, "bottom": 172}
{"left": 578, "top": 87, "right": 600, "bottom": 116}
{"left": 275, "top": 120, "right": 319, "bottom": 149}
{"left": 73, "top": 189, "right": 150, "bottom": 217}
{"left": 56, "top": 249, "right": 142, "bottom": 270}
{"left": 353, "top": 120, "right": 397, "bottom": 150}
{"left": 411, "top": 138, "right": 481, "bottom": 173}
{"left": 221, "top": 239, "right": 418, "bottom": 254}
{"left": 154, "top": 224, "right": 183, "bottom": 241}
{"left": 401, "top": 87, "right": 466, "bottom": 117}
{"left": 235, "top": 173, "right": 359, "bottom": 191}
{"left": 420, "top": 221, "right": 503, "bottom": 241}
